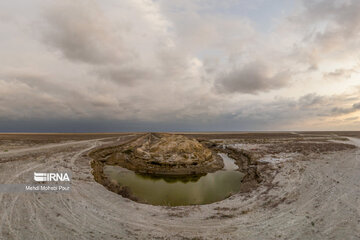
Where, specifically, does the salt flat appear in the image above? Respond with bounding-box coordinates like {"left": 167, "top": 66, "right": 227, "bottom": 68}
{"left": 0, "top": 132, "right": 359, "bottom": 239}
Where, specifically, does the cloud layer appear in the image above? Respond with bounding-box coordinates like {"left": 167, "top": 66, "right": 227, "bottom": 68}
{"left": 0, "top": 0, "right": 359, "bottom": 131}
{"left": 216, "top": 61, "right": 290, "bottom": 94}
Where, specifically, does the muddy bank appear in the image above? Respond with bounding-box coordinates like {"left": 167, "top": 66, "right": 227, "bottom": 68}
{"left": 201, "top": 140, "right": 266, "bottom": 194}
{"left": 91, "top": 160, "right": 139, "bottom": 202}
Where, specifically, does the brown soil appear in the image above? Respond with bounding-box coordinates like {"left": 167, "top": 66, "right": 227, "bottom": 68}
{"left": 89, "top": 133, "right": 224, "bottom": 176}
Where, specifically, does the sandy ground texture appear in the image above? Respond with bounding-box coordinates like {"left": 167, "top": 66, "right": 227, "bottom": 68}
{"left": 0, "top": 132, "right": 359, "bottom": 240}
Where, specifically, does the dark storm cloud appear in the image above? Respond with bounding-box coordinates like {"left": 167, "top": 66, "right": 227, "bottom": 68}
{"left": 0, "top": 117, "right": 268, "bottom": 133}
{"left": 215, "top": 62, "right": 290, "bottom": 94}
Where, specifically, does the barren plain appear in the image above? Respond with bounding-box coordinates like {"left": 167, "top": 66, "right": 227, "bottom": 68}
{"left": 0, "top": 132, "right": 359, "bottom": 239}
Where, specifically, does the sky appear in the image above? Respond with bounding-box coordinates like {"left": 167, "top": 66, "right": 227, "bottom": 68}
{"left": 0, "top": 0, "right": 360, "bottom": 132}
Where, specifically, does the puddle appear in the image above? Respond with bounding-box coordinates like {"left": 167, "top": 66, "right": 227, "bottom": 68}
{"left": 334, "top": 137, "right": 360, "bottom": 147}
{"left": 218, "top": 153, "right": 238, "bottom": 170}
{"left": 104, "top": 163, "right": 244, "bottom": 206}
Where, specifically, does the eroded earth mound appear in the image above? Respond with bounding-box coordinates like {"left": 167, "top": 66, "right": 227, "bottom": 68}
{"left": 91, "top": 133, "right": 224, "bottom": 175}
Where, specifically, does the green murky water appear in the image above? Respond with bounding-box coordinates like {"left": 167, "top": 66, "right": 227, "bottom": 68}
{"left": 103, "top": 154, "right": 244, "bottom": 206}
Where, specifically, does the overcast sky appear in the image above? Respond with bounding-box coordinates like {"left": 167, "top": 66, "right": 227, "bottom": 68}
{"left": 1, "top": 0, "right": 360, "bottom": 132}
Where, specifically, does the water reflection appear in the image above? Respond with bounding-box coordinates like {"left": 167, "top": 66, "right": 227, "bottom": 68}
{"left": 104, "top": 165, "right": 244, "bottom": 206}
{"left": 138, "top": 173, "right": 204, "bottom": 183}
{"left": 218, "top": 153, "right": 239, "bottom": 170}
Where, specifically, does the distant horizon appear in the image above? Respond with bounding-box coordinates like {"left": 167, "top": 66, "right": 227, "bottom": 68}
{"left": 1, "top": 130, "right": 359, "bottom": 134}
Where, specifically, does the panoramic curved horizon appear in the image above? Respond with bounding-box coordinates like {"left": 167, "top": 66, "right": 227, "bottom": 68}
{"left": 1, "top": 0, "right": 360, "bottom": 132}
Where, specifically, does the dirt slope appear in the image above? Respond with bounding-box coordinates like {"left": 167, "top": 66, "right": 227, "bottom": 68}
{"left": 90, "top": 133, "right": 223, "bottom": 175}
